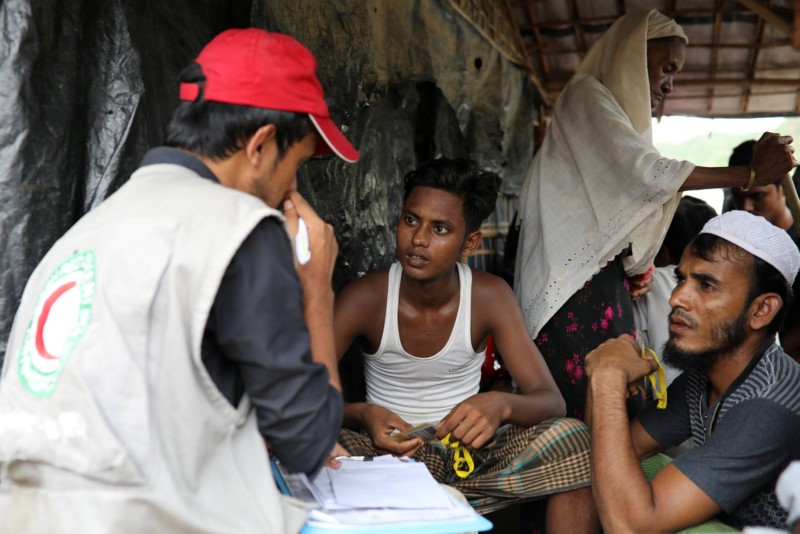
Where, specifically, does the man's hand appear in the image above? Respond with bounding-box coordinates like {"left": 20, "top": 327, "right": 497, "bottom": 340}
{"left": 362, "top": 404, "right": 424, "bottom": 457}
{"left": 585, "top": 335, "right": 658, "bottom": 396}
{"left": 435, "top": 392, "right": 504, "bottom": 450}
{"left": 283, "top": 191, "right": 338, "bottom": 283}
{"left": 752, "top": 132, "right": 797, "bottom": 185}
{"left": 324, "top": 442, "right": 351, "bottom": 469}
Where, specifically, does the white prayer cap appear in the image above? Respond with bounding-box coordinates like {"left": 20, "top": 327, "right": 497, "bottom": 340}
{"left": 699, "top": 210, "right": 800, "bottom": 284}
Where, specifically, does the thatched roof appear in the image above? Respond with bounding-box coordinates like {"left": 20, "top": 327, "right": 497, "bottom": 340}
{"left": 449, "top": 0, "right": 800, "bottom": 118}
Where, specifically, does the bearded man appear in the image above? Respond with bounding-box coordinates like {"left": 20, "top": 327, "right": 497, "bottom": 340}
{"left": 585, "top": 210, "right": 800, "bottom": 532}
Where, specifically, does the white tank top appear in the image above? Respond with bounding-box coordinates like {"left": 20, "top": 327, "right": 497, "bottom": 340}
{"left": 364, "top": 262, "right": 485, "bottom": 426}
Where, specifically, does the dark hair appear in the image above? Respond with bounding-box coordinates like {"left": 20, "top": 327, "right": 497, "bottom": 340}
{"left": 793, "top": 164, "right": 800, "bottom": 191}
{"left": 662, "top": 196, "right": 717, "bottom": 262}
{"left": 689, "top": 233, "right": 793, "bottom": 335}
{"left": 164, "top": 63, "right": 315, "bottom": 160}
{"left": 729, "top": 139, "right": 755, "bottom": 166}
{"left": 729, "top": 139, "right": 781, "bottom": 187}
{"left": 403, "top": 158, "right": 500, "bottom": 233}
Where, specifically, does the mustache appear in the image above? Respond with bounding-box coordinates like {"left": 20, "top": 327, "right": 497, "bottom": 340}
{"left": 669, "top": 309, "right": 698, "bottom": 328}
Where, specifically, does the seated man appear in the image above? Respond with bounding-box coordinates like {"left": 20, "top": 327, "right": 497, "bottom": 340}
{"left": 586, "top": 210, "right": 800, "bottom": 532}
{"left": 633, "top": 195, "right": 717, "bottom": 386}
{"left": 333, "top": 158, "right": 597, "bottom": 531}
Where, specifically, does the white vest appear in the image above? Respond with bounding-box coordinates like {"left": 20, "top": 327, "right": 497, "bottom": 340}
{"left": 364, "top": 262, "right": 485, "bottom": 426}
{"left": 0, "top": 164, "right": 308, "bottom": 533}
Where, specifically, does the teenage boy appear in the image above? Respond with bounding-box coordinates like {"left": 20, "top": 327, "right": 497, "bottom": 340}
{"left": 0, "top": 29, "right": 356, "bottom": 532}
{"left": 334, "top": 158, "right": 597, "bottom": 531}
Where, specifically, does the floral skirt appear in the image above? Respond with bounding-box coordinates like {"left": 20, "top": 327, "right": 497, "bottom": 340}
{"left": 534, "top": 256, "right": 640, "bottom": 420}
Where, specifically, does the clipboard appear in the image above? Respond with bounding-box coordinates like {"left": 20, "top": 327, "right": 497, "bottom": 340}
{"left": 271, "top": 459, "right": 492, "bottom": 534}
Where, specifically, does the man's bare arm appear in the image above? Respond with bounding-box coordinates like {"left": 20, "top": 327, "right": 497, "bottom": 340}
{"left": 586, "top": 335, "right": 721, "bottom": 532}
{"left": 436, "top": 275, "right": 565, "bottom": 448}
{"left": 483, "top": 275, "right": 565, "bottom": 424}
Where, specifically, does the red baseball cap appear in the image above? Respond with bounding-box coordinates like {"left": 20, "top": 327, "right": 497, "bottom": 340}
{"left": 179, "top": 28, "right": 359, "bottom": 163}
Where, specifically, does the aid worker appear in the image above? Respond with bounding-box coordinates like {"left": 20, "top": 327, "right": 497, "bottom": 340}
{"left": 0, "top": 28, "right": 357, "bottom": 532}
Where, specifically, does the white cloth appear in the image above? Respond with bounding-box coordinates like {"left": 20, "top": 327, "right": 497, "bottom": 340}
{"left": 364, "top": 262, "right": 485, "bottom": 427}
{"left": 577, "top": 10, "right": 687, "bottom": 136}
{"left": 514, "top": 10, "right": 695, "bottom": 337}
{"left": 632, "top": 266, "right": 682, "bottom": 385}
{"left": 742, "top": 460, "right": 800, "bottom": 532}
{"left": 778, "top": 461, "right": 800, "bottom": 527}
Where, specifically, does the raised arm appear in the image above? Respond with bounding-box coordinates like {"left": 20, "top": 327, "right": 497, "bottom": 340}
{"left": 680, "top": 132, "right": 796, "bottom": 192}
{"left": 283, "top": 191, "right": 341, "bottom": 391}
{"left": 585, "top": 335, "right": 722, "bottom": 533}
{"left": 436, "top": 273, "right": 566, "bottom": 449}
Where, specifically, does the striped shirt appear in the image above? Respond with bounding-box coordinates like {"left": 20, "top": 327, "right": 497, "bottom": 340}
{"left": 639, "top": 342, "right": 800, "bottom": 529}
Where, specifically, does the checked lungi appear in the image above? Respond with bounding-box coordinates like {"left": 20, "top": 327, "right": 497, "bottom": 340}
{"left": 338, "top": 417, "right": 591, "bottom": 514}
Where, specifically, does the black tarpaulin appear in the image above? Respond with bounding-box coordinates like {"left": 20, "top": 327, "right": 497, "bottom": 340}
{"left": 0, "top": 0, "right": 538, "bottom": 367}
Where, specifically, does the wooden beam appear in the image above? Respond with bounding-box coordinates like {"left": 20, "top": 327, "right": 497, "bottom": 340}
{"left": 794, "top": 0, "right": 800, "bottom": 48}
{"left": 677, "top": 78, "right": 800, "bottom": 87}
{"left": 447, "top": 0, "right": 557, "bottom": 109}
{"left": 544, "top": 77, "right": 800, "bottom": 93}
{"left": 682, "top": 39, "right": 791, "bottom": 48}
{"left": 521, "top": 0, "right": 551, "bottom": 80}
{"left": 741, "top": 5, "right": 767, "bottom": 114}
{"left": 708, "top": 0, "right": 724, "bottom": 113}
{"left": 518, "top": 5, "right": 753, "bottom": 30}
{"left": 669, "top": 88, "right": 800, "bottom": 98}
{"left": 738, "top": 0, "right": 792, "bottom": 34}
{"left": 502, "top": 0, "right": 550, "bottom": 102}
{"left": 567, "top": 0, "right": 587, "bottom": 55}
{"left": 448, "top": 0, "right": 527, "bottom": 65}
{"left": 526, "top": 38, "right": 792, "bottom": 54}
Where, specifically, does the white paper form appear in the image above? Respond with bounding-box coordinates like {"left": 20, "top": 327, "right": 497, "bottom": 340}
{"left": 326, "top": 458, "right": 453, "bottom": 510}
{"left": 273, "top": 456, "right": 492, "bottom": 532}
{"left": 306, "top": 490, "right": 477, "bottom": 527}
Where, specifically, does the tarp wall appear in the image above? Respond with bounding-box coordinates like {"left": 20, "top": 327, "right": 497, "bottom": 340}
{"left": 0, "top": 0, "right": 538, "bottom": 368}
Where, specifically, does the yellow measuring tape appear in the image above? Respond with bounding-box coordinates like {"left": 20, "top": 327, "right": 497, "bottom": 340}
{"left": 441, "top": 433, "right": 474, "bottom": 479}
{"left": 642, "top": 345, "right": 667, "bottom": 409}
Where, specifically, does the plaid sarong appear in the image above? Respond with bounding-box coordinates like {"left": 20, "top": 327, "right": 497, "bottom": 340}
{"left": 339, "top": 417, "right": 591, "bottom": 514}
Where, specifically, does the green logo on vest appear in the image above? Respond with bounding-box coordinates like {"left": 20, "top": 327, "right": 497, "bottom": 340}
{"left": 18, "top": 250, "right": 96, "bottom": 398}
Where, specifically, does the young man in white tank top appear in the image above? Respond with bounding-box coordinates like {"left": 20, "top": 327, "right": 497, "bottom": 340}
{"left": 334, "top": 158, "right": 599, "bottom": 532}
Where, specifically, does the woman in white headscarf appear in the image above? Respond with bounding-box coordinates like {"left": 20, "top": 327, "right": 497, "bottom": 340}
{"left": 514, "top": 10, "right": 796, "bottom": 419}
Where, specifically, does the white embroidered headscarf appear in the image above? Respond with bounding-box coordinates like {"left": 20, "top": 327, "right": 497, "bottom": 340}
{"left": 577, "top": 10, "right": 688, "bottom": 136}
{"left": 514, "top": 10, "right": 694, "bottom": 338}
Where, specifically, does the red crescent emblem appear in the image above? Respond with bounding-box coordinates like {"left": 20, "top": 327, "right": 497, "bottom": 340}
{"left": 34, "top": 281, "right": 77, "bottom": 360}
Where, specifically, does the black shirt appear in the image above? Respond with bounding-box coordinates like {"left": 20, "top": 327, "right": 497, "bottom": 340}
{"left": 140, "top": 147, "right": 342, "bottom": 476}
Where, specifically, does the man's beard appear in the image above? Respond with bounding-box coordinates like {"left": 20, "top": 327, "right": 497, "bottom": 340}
{"left": 662, "top": 308, "right": 749, "bottom": 372}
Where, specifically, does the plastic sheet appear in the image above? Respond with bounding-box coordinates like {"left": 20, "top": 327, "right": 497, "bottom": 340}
{"left": 0, "top": 0, "right": 538, "bottom": 367}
